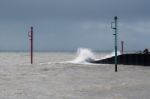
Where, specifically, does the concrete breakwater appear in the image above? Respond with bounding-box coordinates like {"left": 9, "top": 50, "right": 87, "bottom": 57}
{"left": 92, "top": 53, "right": 150, "bottom": 66}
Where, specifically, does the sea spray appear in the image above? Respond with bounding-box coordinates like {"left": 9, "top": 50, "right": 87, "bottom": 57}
{"left": 69, "top": 48, "right": 97, "bottom": 64}
{"left": 69, "top": 48, "right": 121, "bottom": 64}
{"left": 40, "top": 49, "right": 121, "bottom": 65}
{"left": 100, "top": 51, "right": 121, "bottom": 60}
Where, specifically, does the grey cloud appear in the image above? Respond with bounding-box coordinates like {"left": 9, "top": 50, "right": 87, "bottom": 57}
{"left": 0, "top": 0, "right": 150, "bottom": 51}
{"left": 0, "top": 0, "right": 150, "bottom": 21}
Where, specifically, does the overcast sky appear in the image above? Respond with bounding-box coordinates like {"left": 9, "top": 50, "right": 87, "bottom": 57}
{"left": 0, "top": 0, "right": 150, "bottom": 51}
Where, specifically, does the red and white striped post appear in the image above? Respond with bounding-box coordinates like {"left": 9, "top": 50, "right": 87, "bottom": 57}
{"left": 28, "top": 26, "right": 33, "bottom": 64}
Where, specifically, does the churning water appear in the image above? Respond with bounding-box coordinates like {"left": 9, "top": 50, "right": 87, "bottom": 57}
{"left": 0, "top": 50, "right": 150, "bottom": 99}
{"left": 69, "top": 48, "right": 97, "bottom": 64}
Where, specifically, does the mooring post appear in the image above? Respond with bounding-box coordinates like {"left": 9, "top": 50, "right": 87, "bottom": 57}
{"left": 121, "top": 41, "right": 124, "bottom": 55}
{"left": 111, "top": 16, "right": 118, "bottom": 72}
{"left": 28, "top": 26, "right": 33, "bottom": 64}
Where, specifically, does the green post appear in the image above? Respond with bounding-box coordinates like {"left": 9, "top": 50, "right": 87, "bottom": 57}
{"left": 111, "top": 16, "right": 118, "bottom": 72}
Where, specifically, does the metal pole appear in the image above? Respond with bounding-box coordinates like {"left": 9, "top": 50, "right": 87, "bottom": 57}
{"left": 31, "top": 27, "right": 33, "bottom": 64}
{"left": 121, "top": 41, "right": 124, "bottom": 55}
{"left": 114, "top": 16, "right": 118, "bottom": 72}
{"left": 28, "top": 26, "right": 33, "bottom": 64}
{"left": 111, "top": 16, "right": 118, "bottom": 72}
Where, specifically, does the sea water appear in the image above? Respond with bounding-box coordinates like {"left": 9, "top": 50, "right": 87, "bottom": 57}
{"left": 0, "top": 49, "right": 150, "bottom": 99}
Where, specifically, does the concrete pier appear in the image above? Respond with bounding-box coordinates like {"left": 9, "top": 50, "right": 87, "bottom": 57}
{"left": 92, "top": 53, "right": 150, "bottom": 66}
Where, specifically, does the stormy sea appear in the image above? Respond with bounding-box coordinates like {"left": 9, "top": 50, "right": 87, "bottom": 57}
{"left": 0, "top": 48, "right": 150, "bottom": 99}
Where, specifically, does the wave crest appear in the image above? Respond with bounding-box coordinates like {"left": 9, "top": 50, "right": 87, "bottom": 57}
{"left": 69, "top": 48, "right": 96, "bottom": 64}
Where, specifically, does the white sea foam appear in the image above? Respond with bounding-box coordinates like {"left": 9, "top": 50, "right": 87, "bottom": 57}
{"left": 69, "top": 48, "right": 97, "bottom": 64}
{"left": 39, "top": 48, "right": 121, "bottom": 65}
{"left": 68, "top": 48, "right": 121, "bottom": 64}
{"left": 100, "top": 51, "right": 121, "bottom": 60}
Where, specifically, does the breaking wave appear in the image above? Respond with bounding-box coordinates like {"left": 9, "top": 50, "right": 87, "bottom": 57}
{"left": 40, "top": 48, "right": 121, "bottom": 65}
{"left": 69, "top": 48, "right": 121, "bottom": 64}
{"left": 69, "top": 48, "right": 97, "bottom": 64}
